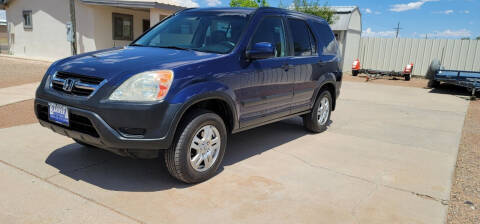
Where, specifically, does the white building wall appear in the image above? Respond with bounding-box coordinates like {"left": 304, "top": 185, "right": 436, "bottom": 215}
{"left": 6, "top": 0, "right": 72, "bottom": 61}
{"left": 5, "top": 0, "right": 158, "bottom": 61}
{"left": 341, "top": 9, "right": 361, "bottom": 72}
{"left": 150, "top": 8, "right": 172, "bottom": 27}
{"left": 76, "top": 3, "right": 151, "bottom": 53}
{"left": 342, "top": 30, "right": 361, "bottom": 72}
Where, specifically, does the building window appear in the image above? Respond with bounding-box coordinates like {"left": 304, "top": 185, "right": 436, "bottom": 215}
{"left": 142, "top": 20, "right": 150, "bottom": 33}
{"left": 112, "top": 13, "right": 133, "bottom": 40}
{"left": 23, "top": 10, "right": 32, "bottom": 29}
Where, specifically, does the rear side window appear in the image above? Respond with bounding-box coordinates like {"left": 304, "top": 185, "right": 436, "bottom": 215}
{"left": 287, "top": 18, "right": 316, "bottom": 56}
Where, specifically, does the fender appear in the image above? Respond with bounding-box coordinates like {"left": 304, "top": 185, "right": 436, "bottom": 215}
{"left": 312, "top": 72, "right": 338, "bottom": 110}
{"left": 169, "top": 81, "right": 240, "bottom": 134}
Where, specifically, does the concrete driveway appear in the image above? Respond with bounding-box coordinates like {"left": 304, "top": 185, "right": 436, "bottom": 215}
{"left": 0, "top": 81, "right": 469, "bottom": 224}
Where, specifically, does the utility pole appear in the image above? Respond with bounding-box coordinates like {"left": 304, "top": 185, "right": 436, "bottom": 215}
{"left": 393, "top": 22, "right": 402, "bottom": 38}
{"left": 69, "top": 0, "right": 77, "bottom": 55}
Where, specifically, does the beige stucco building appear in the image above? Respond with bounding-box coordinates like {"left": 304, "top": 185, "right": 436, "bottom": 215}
{"left": 0, "top": 0, "right": 194, "bottom": 61}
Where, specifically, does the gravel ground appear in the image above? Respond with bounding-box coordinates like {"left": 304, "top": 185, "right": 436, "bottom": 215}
{"left": 447, "top": 100, "right": 480, "bottom": 224}
{"left": 0, "top": 56, "right": 50, "bottom": 88}
{"left": 343, "top": 72, "right": 429, "bottom": 89}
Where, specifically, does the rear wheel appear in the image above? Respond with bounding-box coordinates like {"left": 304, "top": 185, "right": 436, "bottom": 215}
{"left": 303, "top": 90, "right": 332, "bottom": 133}
{"left": 404, "top": 74, "right": 411, "bottom": 81}
{"left": 426, "top": 59, "right": 441, "bottom": 80}
{"left": 352, "top": 70, "right": 359, "bottom": 76}
{"left": 164, "top": 110, "right": 227, "bottom": 183}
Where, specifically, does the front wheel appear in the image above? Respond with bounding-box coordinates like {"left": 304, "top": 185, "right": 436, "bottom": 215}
{"left": 303, "top": 90, "right": 332, "bottom": 133}
{"left": 164, "top": 110, "right": 227, "bottom": 183}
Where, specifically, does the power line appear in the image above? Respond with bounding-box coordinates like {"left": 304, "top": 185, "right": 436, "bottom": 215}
{"left": 393, "top": 22, "right": 403, "bottom": 38}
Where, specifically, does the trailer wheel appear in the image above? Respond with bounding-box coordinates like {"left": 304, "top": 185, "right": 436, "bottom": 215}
{"left": 426, "top": 59, "right": 441, "bottom": 80}
{"left": 352, "top": 70, "right": 359, "bottom": 76}
{"left": 427, "top": 79, "right": 440, "bottom": 88}
{"left": 404, "top": 74, "right": 411, "bottom": 81}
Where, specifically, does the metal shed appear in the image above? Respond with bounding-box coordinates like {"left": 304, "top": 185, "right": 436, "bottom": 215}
{"left": 329, "top": 6, "right": 362, "bottom": 72}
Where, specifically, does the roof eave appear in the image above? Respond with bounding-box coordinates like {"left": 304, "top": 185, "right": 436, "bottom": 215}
{"left": 80, "top": 0, "right": 186, "bottom": 11}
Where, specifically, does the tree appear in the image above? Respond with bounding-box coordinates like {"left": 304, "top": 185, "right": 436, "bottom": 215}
{"left": 291, "top": 0, "right": 336, "bottom": 24}
{"left": 229, "top": 0, "right": 267, "bottom": 7}
{"left": 477, "top": 36, "right": 480, "bottom": 40}
{"left": 461, "top": 37, "right": 471, "bottom": 40}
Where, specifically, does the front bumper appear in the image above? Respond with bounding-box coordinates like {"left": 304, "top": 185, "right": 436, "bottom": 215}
{"left": 34, "top": 98, "right": 181, "bottom": 151}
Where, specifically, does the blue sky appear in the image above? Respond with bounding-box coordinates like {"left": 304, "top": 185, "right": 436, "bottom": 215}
{"left": 200, "top": 0, "right": 480, "bottom": 39}
{"left": 1, "top": 0, "right": 478, "bottom": 38}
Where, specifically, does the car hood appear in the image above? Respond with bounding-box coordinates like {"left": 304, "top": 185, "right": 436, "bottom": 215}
{"left": 54, "top": 46, "right": 222, "bottom": 80}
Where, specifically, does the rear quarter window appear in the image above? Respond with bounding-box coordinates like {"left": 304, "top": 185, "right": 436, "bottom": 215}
{"left": 311, "top": 21, "right": 338, "bottom": 56}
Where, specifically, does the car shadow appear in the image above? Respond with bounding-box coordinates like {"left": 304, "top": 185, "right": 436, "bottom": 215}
{"left": 45, "top": 117, "right": 329, "bottom": 192}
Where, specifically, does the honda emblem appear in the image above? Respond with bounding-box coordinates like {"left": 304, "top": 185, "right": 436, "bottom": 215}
{"left": 62, "top": 78, "right": 76, "bottom": 92}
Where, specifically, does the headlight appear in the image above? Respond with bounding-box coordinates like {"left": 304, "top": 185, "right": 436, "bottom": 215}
{"left": 109, "top": 70, "right": 174, "bottom": 102}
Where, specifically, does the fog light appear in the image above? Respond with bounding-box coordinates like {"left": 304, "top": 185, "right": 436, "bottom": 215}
{"left": 118, "top": 127, "right": 146, "bottom": 137}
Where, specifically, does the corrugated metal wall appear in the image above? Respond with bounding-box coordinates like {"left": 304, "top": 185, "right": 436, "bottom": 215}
{"left": 358, "top": 38, "right": 480, "bottom": 76}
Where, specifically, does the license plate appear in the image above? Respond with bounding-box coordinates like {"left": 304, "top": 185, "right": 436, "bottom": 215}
{"left": 48, "top": 103, "right": 69, "bottom": 126}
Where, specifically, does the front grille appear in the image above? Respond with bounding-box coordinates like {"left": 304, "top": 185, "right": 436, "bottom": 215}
{"left": 51, "top": 72, "right": 104, "bottom": 97}
{"left": 36, "top": 104, "right": 100, "bottom": 137}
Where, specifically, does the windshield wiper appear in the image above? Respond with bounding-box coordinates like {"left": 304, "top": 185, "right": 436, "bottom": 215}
{"left": 190, "top": 48, "right": 222, "bottom": 54}
{"left": 156, "top": 46, "right": 191, "bottom": 51}
{"left": 130, "top": 43, "right": 146, "bottom": 47}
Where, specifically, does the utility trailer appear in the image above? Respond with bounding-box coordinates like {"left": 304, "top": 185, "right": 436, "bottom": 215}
{"left": 352, "top": 59, "right": 413, "bottom": 81}
{"left": 426, "top": 59, "right": 480, "bottom": 98}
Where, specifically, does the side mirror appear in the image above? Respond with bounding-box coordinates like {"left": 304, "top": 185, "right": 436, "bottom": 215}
{"left": 246, "top": 42, "right": 275, "bottom": 60}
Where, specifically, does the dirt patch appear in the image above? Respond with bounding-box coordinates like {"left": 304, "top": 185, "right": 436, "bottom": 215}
{"left": 0, "top": 99, "right": 37, "bottom": 129}
{"left": 343, "top": 72, "right": 429, "bottom": 89}
{"left": 0, "top": 56, "right": 50, "bottom": 88}
{"left": 447, "top": 100, "right": 480, "bottom": 224}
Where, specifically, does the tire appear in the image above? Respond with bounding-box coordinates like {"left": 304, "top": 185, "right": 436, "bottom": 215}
{"left": 426, "top": 59, "right": 441, "bottom": 80}
{"left": 73, "top": 139, "right": 96, "bottom": 148}
{"left": 427, "top": 79, "right": 440, "bottom": 88}
{"left": 352, "top": 70, "right": 359, "bottom": 76}
{"left": 404, "top": 74, "right": 411, "bottom": 81}
{"left": 164, "top": 110, "right": 227, "bottom": 184}
{"left": 303, "top": 90, "right": 332, "bottom": 133}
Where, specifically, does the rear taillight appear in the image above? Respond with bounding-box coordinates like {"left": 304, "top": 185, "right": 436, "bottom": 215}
{"left": 352, "top": 59, "right": 360, "bottom": 70}
{"left": 404, "top": 64, "right": 413, "bottom": 73}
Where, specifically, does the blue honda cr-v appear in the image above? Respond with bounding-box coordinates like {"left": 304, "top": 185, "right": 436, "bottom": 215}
{"left": 35, "top": 7, "right": 342, "bottom": 183}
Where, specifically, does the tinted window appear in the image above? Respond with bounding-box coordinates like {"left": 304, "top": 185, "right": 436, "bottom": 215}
{"left": 250, "top": 17, "right": 287, "bottom": 57}
{"left": 312, "top": 21, "right": 338, "bottom": 56}
{"left": 134, "top": 13, "right": 249, "bottom": 54}
{"left": 288, "top": 18, "right": 316, "bottom": 56}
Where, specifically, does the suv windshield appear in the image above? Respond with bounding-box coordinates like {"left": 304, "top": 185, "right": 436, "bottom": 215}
{"left": 133, "top": 13, "right": 250, "bottom": 54}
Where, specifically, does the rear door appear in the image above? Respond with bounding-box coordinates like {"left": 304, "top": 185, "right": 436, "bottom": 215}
{"left": 238, "top": 15, "right": 294, "bottom": 127}
{"left": 286, "top": 17, "right": 321, "bottom": 113}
